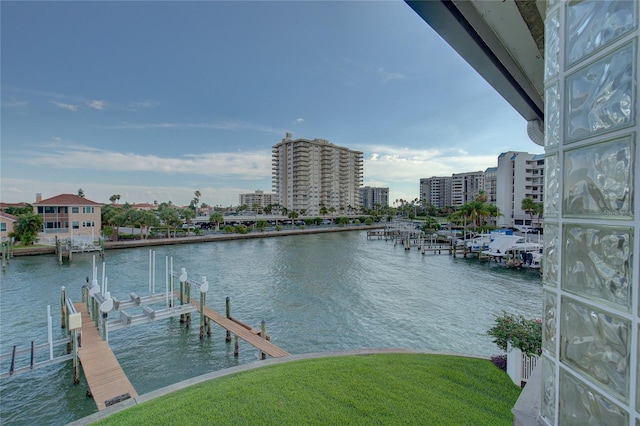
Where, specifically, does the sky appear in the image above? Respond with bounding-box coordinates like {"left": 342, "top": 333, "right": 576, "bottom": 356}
{"left": 1, "top": 0, "right": 542, "bottom": 208}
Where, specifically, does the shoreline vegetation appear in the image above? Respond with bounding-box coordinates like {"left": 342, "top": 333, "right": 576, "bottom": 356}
{"left": 10, "top": 224, "right": 386, "bottom": 257}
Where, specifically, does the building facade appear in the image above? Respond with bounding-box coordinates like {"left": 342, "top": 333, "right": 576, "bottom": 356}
{"left": 419, "top": 176, "right": 452, "bottom": 209}
{"left": 495, "top": 151, "right": 545, "bottom": 228}
{"left": 272, "top": 134, "right": 363, "bottom": 216}
{"left": 33, "top": 193, "right": 102, "bottom": 240}
{"left": 239, "top": 190, "right": 275, "bottom": 213}
{"left": 360, "top": 186, "right": 389, "bottom": 211}
{"left": 483, "top": 167, "right": 497, "bottom": 204}
{"left": 451, "top": 171, "right": 484, "bottom": 207}
{"left": 0, "top": 212, "right": 17, "bottom": 241}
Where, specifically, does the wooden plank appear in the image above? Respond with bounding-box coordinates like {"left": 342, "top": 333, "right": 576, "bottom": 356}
{"left": 74, "top": 303, "right": 138, "bottom": 411}
{"left": 190, "top": 300, "right": 290, "bottom": 358}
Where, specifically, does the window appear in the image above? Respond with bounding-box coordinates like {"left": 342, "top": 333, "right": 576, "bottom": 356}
{"left": 72, "top": 221, "right": 79, "bottom": 229}
{"left": 72, "top": 207, "right": 79, "bottom": 213}
{"left": 83, "top": 221, "right": 95, "bottom": 227}
{"left": 0, "top": 223, "right": 6, "bottom": 232}
{"left": 82, "top": 207, "right": 94, "bottom": 214}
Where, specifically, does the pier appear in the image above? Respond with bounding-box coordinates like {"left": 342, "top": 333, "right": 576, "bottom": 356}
{"left": 75, "top": 301, "right": 138, "bottom": 410}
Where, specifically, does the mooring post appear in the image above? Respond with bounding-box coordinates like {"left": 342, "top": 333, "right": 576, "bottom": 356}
{"left": 225, "top": 297, "right": 232, "bottom": 342}
{"left": 72, "top": 329, "right": 79, "bottom": 384}
{"left": 61, "top": 286, "right": 67, "bottom": 330}
{"left": 234, "top": 335, "right": 239, "bottom": 357}
{"left": 185, "top": 279, "right": 191, "bottom": 328}
{"left": 199, "top": 277, "right": 208, "bottom": 339}
{"left": 260, "top": 320, "right": 267, "bottom": 360}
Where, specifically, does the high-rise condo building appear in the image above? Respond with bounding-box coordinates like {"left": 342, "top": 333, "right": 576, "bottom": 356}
{"left": 360, "top": 186, "right": 389, "bottom": 211}
{"left": 272, "top": 134, "right": 363, "bottom": 216}
{"left": 495, "top": 151, "right": 544, "bottom": 228}
{"left": 451, "top": 171, "right": 484, "bottom": 207}
{"left": 419, "top": 176, "right": 452, "bottom": 209}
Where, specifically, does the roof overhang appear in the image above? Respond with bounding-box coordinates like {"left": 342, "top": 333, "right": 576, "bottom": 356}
{"left": 405, "top": 0, "right": 545, "bottom": 123}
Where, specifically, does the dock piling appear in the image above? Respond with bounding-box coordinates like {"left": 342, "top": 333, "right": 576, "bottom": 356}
{"left": 225, "top": 297, "right": 232, "bottom": 342}
{"left": 260, "top": 320, "right": 267, "bottom": 360}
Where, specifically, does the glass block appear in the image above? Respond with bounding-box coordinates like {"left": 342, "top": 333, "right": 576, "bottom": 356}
{"left": 543, "top": 223, "right": 559, "bottom": 286}
{"left": 545, "top": 81, "right": 560, "bottom": 147}
{"left": 637, "top": 326, "right": 640, "bottom": 413}
{"left": 563, "top": 224, "right": 633, "bottom": 311}
{"left": 563, "top": 135, "right": 634, "bottom": 218}
{"left": 560, "top": 297, "right": 630, "bottom": 401}
{"left": 545, "top": 9, "right": 560, "bottom": 80}
{"left": 566, "top": 0, "right": 637, "bottom": 67}
{"left": 566, "top": 42, "right": 635, "bottom": 142}
{"left": 544, "top": 154, "right": 560, "bottom": 217}
{"left": 559, "top": 369, "right": 628, "bottom": 425}
{"left": 541, "top": 356, "right": 556, "bottom": 422}
{"left": 543, "top": 290, "right": 557, "bottom": 355}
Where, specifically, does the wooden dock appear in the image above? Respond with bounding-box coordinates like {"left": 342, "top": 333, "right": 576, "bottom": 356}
{"left": 74, "top": 302, "right": 138, "bottom": 411}
{"left": 190, "top": 300, "right": 290, "bottom": 358}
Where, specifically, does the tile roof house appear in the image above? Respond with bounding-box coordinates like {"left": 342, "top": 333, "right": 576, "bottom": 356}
{"left": 33, "top": 193, "right": 103, "bottom": 240}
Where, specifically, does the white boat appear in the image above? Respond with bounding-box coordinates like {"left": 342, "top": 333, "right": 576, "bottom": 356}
{"left": 481, "top": 235, "right": 524, "bottom": 259}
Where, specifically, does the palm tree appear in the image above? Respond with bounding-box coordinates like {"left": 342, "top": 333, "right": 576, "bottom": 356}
{"left": 181, "top": 208, "right": 196, "bottom": 235}
{"left": 77, "top": 188, "right": 85, "bottom": 198}
{"left": 288, "top": 210, "right": 299, "bottom": 225}
{"left": 138, "top": 210, "right": 159, "bottom": 239}
{"left": 209, "top": 212, "right": 224, "bottom": 231}
{"left": 534, "top": 202, "right": 544, "bottom": 228}
{"left": 109, "top": 194, "right": 121, "bottom": 205}
{"left": 521, "top": 198, "right": 536, "bottom": 227}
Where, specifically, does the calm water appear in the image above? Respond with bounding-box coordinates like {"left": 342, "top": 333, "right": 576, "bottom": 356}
{"left": 0, "top": 230, "right": 542, "bottom": 425}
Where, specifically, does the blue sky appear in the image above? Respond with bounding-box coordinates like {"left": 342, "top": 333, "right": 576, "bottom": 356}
{"left": 1, "top": 1, "right": 541, "bottom": 208}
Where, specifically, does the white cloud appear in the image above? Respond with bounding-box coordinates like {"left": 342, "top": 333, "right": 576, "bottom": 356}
{"left": 296, "top": 118, "right": 304, "bottom": 123}
{"left": 109, "top": 120, "right": 285, "bottom": 135}
{"left": 88, "top": 100, "right": 105, "bottom": 110}
{"left": 50, "top": 101, "right": 78, "bottom": 111}
{"left": 20, "top": 145, "right": 273, "bottom": 179}
{"left": 377, "top": 67, "right": 406, "bottom": 83}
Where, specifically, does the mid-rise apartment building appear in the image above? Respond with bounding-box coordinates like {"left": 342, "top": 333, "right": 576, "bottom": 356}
{"left": 272, "top": 134, "right": 363, "bottom": 216}
{"left": 419, "top": 176, "right": 452, "bottom": 209}
{"left": 495, "top": 151, "right": 544, "bottom": 228}
{"left": 451, "top": 171, "right": 484, "bottom": 207}
{"left": 360, "top": 186, "right": 389, "bottom": 211}
{"left": 239, "top": 190, "right": 275, "bottom": 213}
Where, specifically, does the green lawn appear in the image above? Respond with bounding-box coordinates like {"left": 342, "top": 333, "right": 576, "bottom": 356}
{"left": 94, "top": 354, "right": 521, "bottom": 425}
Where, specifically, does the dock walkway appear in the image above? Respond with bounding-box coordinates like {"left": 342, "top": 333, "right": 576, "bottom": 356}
{"left": 190, "top": 300, "right": 290, "bottom": 358}
{"left": 75, "top": 302, "right": 138, "bottom": 411}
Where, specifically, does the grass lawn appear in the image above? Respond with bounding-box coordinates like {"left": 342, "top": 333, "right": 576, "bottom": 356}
{"left": 94, "top": 353, "right": 521, "bottom": 425}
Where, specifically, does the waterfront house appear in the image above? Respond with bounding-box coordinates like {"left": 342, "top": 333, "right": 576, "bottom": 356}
{"left": 33, "top": 193, "right": 103, "bottom": 242}
{"left": 0, "top": 212, "right": 18, "bottom": 241}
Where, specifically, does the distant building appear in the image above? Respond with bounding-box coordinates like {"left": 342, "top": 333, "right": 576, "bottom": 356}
{"left": 239, "top": 190, "right": 275, "bottom": 213}
{"left": 451, "top": 171, "right": 484, "bottom": 207}
{"left": 33, "top": 193, "right": 103, "bottom": 240}
{"left": 495, "top": 151, "right": 544, "bottom": 228}
{"left": 419, "top": 176, "right": 452, "bottom": 209}
{"left": 360, "top": 186, "right": 389, "bottom": 211}
{"left": 272, "top": 134, "right": 363, "bottom": 216}
{"left": 483, "top": 167, "right": 497, "bottom": 204}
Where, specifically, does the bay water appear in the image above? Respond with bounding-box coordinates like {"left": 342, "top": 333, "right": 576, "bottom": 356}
{"left": 0, "top": 230, "right": 542, "bottom": 425}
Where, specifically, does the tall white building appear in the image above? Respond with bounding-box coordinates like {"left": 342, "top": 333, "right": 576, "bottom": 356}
{"left": 239, "top": 190, "right": 275, "bottom": 213}
{"left": 451, "top": 171, "right": 484, "bottom": 207}
{"left": 360, "top": 186, "right": 389, "bottom": 211}
{"left": 495, "top": 151, "right": 544, "bottom": 228}
{"left": 272, "top": 134, "right": 363, "bottom": 216}
{"left": 419, "top": 176, "right": 452, "bottom": 209}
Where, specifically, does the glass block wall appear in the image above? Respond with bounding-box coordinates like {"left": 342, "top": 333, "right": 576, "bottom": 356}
{"left": 541, "top": 1, "right": 638, "bottom": 424}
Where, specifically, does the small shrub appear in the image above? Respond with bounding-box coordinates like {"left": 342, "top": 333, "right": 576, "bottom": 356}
{"left": 486, "top": 311, "right": 542, "bottom": 356}
{"left": 491, "top": 354, "right": 507, "bottom": 371}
